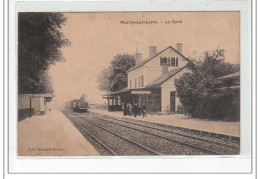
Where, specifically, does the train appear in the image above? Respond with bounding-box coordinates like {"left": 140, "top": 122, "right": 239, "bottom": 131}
{"left": 69, "top": 95, "right": 89, "bottom": 112}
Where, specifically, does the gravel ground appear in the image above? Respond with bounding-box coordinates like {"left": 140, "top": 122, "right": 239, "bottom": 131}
{"left": 90, "top": 109, "right": 240, "bottom": 137}
{"left": 64, "top": 111, "right": 205, "bottom": 155}
{"left": 90, "top": 112, "right": 240, "bottom": 146}
{"left": 88, "top": 117, "right": 219, "bottom": 155}
{"left": 67, "top": 117, "right": 113, "bottom": 156}
{"left": 90, "top": 114, "right": 240, "bottom": 155}
{"left": 61, "top": 111, "right": 239, "bottom": 156}
{"left": 81, "top": 115, "right": 209, "bottom": 155}
{"left": 71, "top": 116, "right": 157, "bottom": 156}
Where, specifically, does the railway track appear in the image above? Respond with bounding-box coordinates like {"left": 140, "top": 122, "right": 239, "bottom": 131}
{"left": 63, "top": 110, "right": 239, "bottom": 155}
{"left": 64, "top": 111, "right": 161, "bottom": 156}
{"left": 87, "top": 112, "right": 240, "bottom": 151}
{"left": 85, "top": 113, "right": 239, "bottom": 155}
{"left": 91, "top": 113, "right": 240, "bottom": 148}
{"left": 70, "top": 118, "right": 117, "bottom": 156}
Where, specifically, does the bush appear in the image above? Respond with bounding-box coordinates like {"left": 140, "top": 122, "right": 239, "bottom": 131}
{"left": 175, "top": 49, "right": 240, "bottom": 121}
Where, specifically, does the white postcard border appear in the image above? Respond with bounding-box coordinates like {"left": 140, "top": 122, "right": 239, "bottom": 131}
{"left": 8, "top": 0, "right": 253, "bottom": 174}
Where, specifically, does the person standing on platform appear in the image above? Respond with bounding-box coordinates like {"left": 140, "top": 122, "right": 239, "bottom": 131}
{"left": 123, "top": 103, "right": 127, "bottom": 116}
{"left": 125, "top": 103, "right": 129, "bottom": 116}
{"left": 129, "top": 103, "right": 132, "bottom": 116}
{"left": 133, "top": 103, "right": 138, "bottom": 117}
{"left": 142, "top": 103, "right": 146, "bottom": 117}
{"left": 138, "top": 104, "right": 142, "bottom": 116}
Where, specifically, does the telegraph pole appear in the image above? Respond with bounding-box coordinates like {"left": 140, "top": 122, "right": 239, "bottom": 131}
{"left": 29, "top": 94, "right": 33, "bottom": 117}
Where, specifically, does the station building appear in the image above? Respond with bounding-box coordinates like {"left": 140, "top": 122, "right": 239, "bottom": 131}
{"left": 218, "top": 71, "right": 240, "bottom": 89}
{"left": 103, "top": 44, "right": 191, "bottom": 113}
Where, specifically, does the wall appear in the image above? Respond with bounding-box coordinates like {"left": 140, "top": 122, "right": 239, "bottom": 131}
{"left": 161, "top": 86, "right": 176, "bottom": 112}
{"left": 161, "top": 68, "right": 190, "bottom": 111}
{"left": 18, "top": 94, "right": 45, "bottom": 115}
{"left": 145, "top": 47, "right": 188, "bottom": 85}
{"left": 128, "top": 66, "right": 146, "bottom": 89}
{"left": 128, "top": 47, "right": 188, "bottom": 89}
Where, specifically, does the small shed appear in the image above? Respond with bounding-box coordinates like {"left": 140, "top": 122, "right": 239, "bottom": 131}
{"left": 18, "top": 93, "right": 54, "bottom": 121}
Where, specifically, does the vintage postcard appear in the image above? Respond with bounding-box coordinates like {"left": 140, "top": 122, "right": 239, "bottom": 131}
{"left": 5, "top": 0, "right": 254, "bottom": 175}
{"left": 17, "top": 11, "right": 241, "bottom": 157}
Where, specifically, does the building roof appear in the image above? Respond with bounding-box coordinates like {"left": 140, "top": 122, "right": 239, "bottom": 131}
{"left": 146, "top": 66, "right": 186, "bottom": 87}
{"left": 127, "top": 46, "right": 190, "bottom": 73}
{"left": 218, "top": 86, "right": 240, "bottom": 91}
{"left": 18, "top": 93, "right": 54, "bottom": 98}
{"left": 102, "top": 88, "right": 131, "bottom": 98}
{"left": 218, "top": 72, "right": 240, "bottom": 80}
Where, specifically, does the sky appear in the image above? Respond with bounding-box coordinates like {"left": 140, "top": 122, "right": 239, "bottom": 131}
{"left": 48, "top": 12, "right": 240, "bottom": 107}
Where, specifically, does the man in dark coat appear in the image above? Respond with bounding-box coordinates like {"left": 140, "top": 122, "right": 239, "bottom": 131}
{"left": 123, "top": 103, "right": 127, "bottom": 116}
{"left": 133, "top": 103, "right": 138, "bottom": 117}
{"left": 138, "top": 104, "right": 142, "bottom": 116}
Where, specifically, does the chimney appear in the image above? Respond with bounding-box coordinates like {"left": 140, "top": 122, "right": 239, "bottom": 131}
{"left": 149, "top": 46, "right": 157, "bottom": 58}
{"left": 135, "top": 52, "right": 142, "bottom": 64}
{"left": 176, "top": 43, "right": 182, "bottom": 54}
{"left": 162, "top": 66, "right": 168, "bottom": 76}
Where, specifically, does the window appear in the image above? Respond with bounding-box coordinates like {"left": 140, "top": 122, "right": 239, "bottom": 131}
{"left": 112, "top": 99, "right": 115, "bottom": 105}
{"left": 109, "top": 99, "right": 112, "bottom": 105}
{"left": 160, "top": 57, "right": 172, "bottom": 66}
{"left": 171, "top": 57, "right": 175, "bottom": 66}
{"left": 135, "top": 78, "right": 137, "bottom": 88}
{"left": 170, "top": 57, "right": 179, "bottom": 67}
{"left": 138, "top": 76, "right": 140, "bottom": 88}
{"left": 160, "top": 57, "right": 168, "bottom": 66}
{"left": 140, "top": 75, "right": 144, "bottom": 87}
{"left": 161, "top": 56, "right": 180, "bottom": 66}
{"left": 129, "top": 79, "right": 132, "bottom": 89}
{"left": 163, "top": 57, "right": 167, "bottom": 64}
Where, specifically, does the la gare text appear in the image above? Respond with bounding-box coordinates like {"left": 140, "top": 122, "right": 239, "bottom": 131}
{"left": 120, "top": 20, "right": 182, "bottom": 25}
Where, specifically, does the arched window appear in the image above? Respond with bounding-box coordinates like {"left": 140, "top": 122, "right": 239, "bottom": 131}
{"left": 160, "top": 57, "right": 170, "bottom": 66}
{"left": 171, "top": 57, "right": 175, "bottom": 66}
{"left": 163, "top": 57, "right": 167, "bottom": 64}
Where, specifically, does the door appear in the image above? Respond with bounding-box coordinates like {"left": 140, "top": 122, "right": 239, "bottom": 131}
{"left": 132, "top": 95, "right": 139, "bottom": 105}
{"left": 170, "top": 91, "right": 176, "bottom": 112}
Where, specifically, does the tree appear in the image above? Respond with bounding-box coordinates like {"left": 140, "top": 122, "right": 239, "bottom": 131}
{"left": 18, "top": 12, "right": 70, "bottom": 94}
{"left": 175, "top": 49, "right": 240, "bottom": 120}
{"left": 97, "top": 54, "right": 135, "bottom": 92}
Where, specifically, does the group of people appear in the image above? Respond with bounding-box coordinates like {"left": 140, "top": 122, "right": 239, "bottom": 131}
{"left": 123, "top": 103, "right": 146, "bottom": 117}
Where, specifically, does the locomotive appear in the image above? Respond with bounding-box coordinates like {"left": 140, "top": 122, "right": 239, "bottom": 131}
{"left": 70, "top": 94, "right": 89, "bottom": 112}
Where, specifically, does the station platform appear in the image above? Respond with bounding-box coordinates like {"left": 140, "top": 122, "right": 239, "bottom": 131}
{"left": 18, "top": 109, "right": 100, "bottom": 156}
{"left": 90, "top": 109, "right": 240, "bottom": 139}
